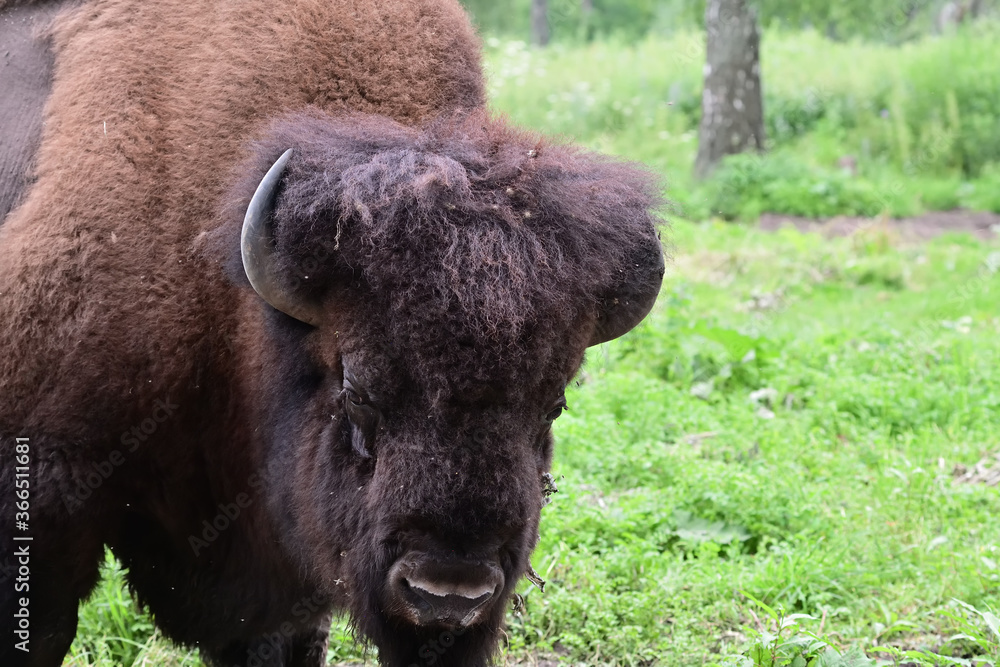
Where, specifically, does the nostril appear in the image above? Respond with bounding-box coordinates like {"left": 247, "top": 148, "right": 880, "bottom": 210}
{"left": 386, "top": 556, "right": 505, "bottom": 628}
{"left": 398, "top": 577, "right": 434, "bottom": 615}
{"left": 400, "top": 576, "right": 498, "bottom": 627}
{"left": 404, "top": 577, "right": 496, "bottom": 603}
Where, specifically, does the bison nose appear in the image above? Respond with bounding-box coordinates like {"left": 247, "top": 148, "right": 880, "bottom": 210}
{"left": 387, "top": 556, "right": 504, "bottom": 628}
{"left": 403, "top": 577, "right": 496, "bottom": 626}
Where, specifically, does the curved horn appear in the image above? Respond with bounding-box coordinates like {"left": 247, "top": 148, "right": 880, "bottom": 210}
{"left": 589, "top": 239, "right": 665, "bottom": 346}
{"left": 241, "top": 149, "right": 322, "bottom": 326}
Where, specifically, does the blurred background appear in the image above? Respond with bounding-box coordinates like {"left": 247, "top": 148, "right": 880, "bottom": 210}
{"left": 464, "top": 0, "right": 1000, "bottom": 222}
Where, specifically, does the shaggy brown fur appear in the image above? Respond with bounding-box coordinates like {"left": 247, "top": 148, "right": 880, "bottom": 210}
{"left": 223, "top": 110, "right": 662, "bottom": 360}
{"left": 0, "top": 0, "right": 664, "bottom": 666}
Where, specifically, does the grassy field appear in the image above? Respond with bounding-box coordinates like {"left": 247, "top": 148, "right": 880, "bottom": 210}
{"left": 67, "top": 27, "right": 1000, "bottom": 667}
{"left": 501, "top": 219, "right": 1000, "bottom": 666}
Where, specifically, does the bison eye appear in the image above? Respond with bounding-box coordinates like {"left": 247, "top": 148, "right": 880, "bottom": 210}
{"left": 345, "top": 388, "right": 365, "bottom": 407}
{"left": 545, "top": 396, "right": 568, "bottom": 423}
{"left": 342, "top": 385, "right": 380, "bottom": 459}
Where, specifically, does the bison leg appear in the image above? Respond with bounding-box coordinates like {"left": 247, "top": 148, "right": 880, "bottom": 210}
{"left": 0, "top": 592, "right": 77, "bottom": 667}
{"left": 203, "top": 638, "right": 292, "bottom": 667}
{"left": 202, "top": 615, "right": 332, "bottom": 667}
{"left": 288, "top": 616, "right": 333, "bottom": 667}
{"left": 0, "top": 431, "right": 109, "bottom": 666}
{"left": 0, "top": 470, "right": 105, "bottom": 666}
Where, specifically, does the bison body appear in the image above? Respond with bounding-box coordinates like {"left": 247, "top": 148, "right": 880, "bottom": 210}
{"left": 0, "top": 1, "right": 664, "bottom": 665}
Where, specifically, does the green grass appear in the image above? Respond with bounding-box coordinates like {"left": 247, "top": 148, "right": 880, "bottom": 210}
{"left": 70, "top": 220, "right": 1000, "bottom": 666}
{"left": 66, "top": 553, "right": 199, "bottom": 666}
{"left": 502, "top": 220, "right": 1000, "bottom": 665}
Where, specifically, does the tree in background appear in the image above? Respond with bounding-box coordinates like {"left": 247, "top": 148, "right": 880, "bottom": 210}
{"left": 938, "top": 0, "right": 988, "bottom": 32}
{"left": 532, "top": 0, "right": 550, "bottom": 45}
{"left": 580, "top": 0, "right": 595, "bottom": 40}
{"left": 694, "top": 0, "right": 765, "bottom": 178}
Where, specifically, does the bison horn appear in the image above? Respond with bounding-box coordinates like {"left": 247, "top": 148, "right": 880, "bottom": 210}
{"left": 589, "top": 240, "right": 665, "bottom": 346}
{"left": 241, "top": 148, "right": 323, "bottom": 326}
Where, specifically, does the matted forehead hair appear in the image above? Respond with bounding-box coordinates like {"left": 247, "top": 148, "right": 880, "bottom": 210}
{"left": 223, "top": 109, "right": 664, "bottom": 351}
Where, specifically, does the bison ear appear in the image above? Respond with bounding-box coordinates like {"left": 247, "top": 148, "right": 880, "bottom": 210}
{"left": 589, "top": 237, "right": 665, "bottom": 347}
{"left": 241, "top": 149, "right": 323, "bottom": 326}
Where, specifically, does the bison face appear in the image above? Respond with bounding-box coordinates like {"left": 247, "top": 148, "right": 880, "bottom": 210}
{"left": 228, "top": 110, "right": 664, "bottom": 666}
{"left": 329, "top": 312, "right": 577, "bottom": 647}
{"left": 273, "top": 284, "right": 593, "bottom": 666}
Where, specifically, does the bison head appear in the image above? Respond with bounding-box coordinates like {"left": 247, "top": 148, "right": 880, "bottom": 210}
{"left": 225, "top": 110, "right": 663, "bottom": 666}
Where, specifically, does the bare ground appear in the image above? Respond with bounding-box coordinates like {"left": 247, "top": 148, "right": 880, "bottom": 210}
{"left": 759, "top": 209, "right": 1000, "bottom": 242}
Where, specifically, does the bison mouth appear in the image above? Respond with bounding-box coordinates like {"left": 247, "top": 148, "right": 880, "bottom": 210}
{"left": 385, "top": 553, "right": 505, "bottom": 629}
{"left": 343, "top": 541, "right": 518, "bottom": 667}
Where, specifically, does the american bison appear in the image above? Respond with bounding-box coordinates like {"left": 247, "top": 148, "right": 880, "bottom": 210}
{"left": 0, "top": 0, "right": 665, "bottom": 665}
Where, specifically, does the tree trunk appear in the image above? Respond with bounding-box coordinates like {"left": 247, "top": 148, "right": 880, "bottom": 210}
{"left": 531, "top": 0, "right": 550, "bottom": 46}
{"left": 694, "top": 0, "right": 765, "bottom": 179}
{"left": 937, "top": 2, "right": 962, "bottom": 32}
{"left": 580, "top": 0, "right": 594, "bottom": 40}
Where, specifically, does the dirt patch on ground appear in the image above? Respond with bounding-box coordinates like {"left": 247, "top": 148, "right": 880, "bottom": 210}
{"left": 953, "top": 452, "right": 1000, "bottom": 486}
{"left": 759, "top": 210, "right": 1000, "bottom": 242}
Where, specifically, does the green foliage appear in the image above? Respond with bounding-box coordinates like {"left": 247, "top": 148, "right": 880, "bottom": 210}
{"left": 959, "top": 164, "right": 1000, "bottom": 213}
{"left": 459, "top": 0, "right": 531, "bottom": 37}
{"left": 719, "top": 596, "right": 1000, "bottom": 667}
{"left": 510, "top": 221, "right": 1000, "bottom": 664}
{"left": 730, "top": 593, "right": 877, "bottom": 667}
{"left": 460, "top": 0, "right": 663, "bottom": 42}
{"left": 705, "top": 153, "right": 885, "bottom": 220}
{"left": 754, "top": 0, "right": 941, "bottom": 43}
{"left": 67, "top": 553, "right": 199, "bottom": 666}
{"left": 463, "top": 0, "right": 999, "bottom": 44}
{"left": 485, "top": 27, "right": 1000, "bottom": 219}
{"left": 872, "top": 601, "right": 1000, "bottom": 665}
